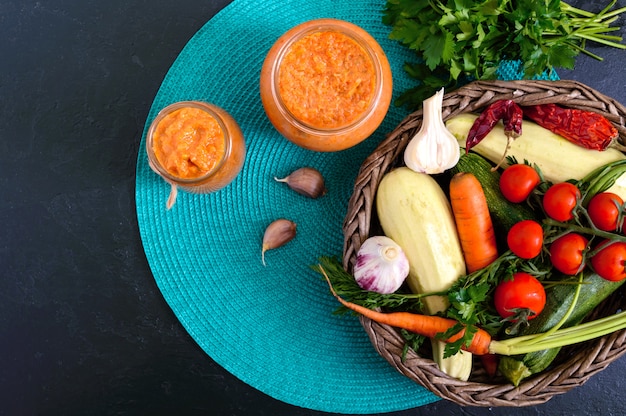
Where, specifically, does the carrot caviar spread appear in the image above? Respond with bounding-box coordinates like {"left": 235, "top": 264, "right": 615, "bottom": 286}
{"left": 278, "top": 31, "right": 376, "bottom": 130}
{"left": 151, "top": 107, "right": 226, "bottom": 179}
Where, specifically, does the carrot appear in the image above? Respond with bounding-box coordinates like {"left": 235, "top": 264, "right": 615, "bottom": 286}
{"left": 319, "top": 265, "right": 492, "bottom": 356}
{"left": 449, "top": 172, "right": 499, "bottom": 273}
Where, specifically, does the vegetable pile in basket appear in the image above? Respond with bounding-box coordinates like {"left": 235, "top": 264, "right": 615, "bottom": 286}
{"left": 383, "top": 0, "right": 626, "bottom": 108}
{"left": 317, "top": 91, "right": 626, "bottom": 386}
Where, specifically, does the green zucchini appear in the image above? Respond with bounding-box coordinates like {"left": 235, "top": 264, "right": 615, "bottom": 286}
{"left": 499, "top": 271, "right": 625, "bottom": 386}
{"left": 451, "top": 153, "right": 537, "bottom": 249}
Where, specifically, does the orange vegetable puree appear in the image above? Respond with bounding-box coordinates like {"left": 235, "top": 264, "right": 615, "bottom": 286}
{"left": 278, "top": 30, "right": 376, "bottom": 130}
{"left": 152, "top": 107, "right": 226, "bottom": 179}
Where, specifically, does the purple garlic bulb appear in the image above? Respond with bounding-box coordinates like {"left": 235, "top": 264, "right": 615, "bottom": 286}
{"left": 353, "top": 236, "right": 409, "bottom": 294}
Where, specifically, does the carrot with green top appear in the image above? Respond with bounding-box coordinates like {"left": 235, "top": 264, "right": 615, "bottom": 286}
{"left": 319, "top": 262, "right": 626, "bottom": 361}
{"left": 320, "top": 265, "right": 492, "bottom": 355}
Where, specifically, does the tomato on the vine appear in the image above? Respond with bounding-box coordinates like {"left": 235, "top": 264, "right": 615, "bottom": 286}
{"left": 587, "top": 192, "right": 624, "bottom": 231}
{"left": 494, "top": 272, "right": 546, "bottom": 320}
{"left": 591, "top": 240, "right": 626, "bottom": 282}
{"left": 499, "top": 164, "right": 541, "bottom": 203}
{"left": 507, "top": 220, "right": 544, "bottom": 259}
{"left": 549, "top": 233, "right": 588, "bottom": 275}
{"left": 542, "top": 182, "right": 581, "bottom": 222}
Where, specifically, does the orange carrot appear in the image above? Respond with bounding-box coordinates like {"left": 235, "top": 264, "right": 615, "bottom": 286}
{"left": 320, "top": 265, "right": 492, "bottom": 356}
{"left": 449, "top": 172, "right": 499, "bottom": 273}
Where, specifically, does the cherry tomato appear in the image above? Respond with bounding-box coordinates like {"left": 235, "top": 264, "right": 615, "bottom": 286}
{"left": 499, "top": 164, "right": 541, "bottom": 203}
{"left": 549, "top": 233, "right": 588, "bottom": 275}
{"left": 587, "top": 192, "right": 624, "bottom": 231}
{"left": 507, "top": 220, "right": 544, "bottom": 259}
{"left": 494, "top": 272, "right": 546, "bottom": 320}
{"left": 591, "top": 240, "right": 626, "bottom": 282}
{"left": 542, "top": 182, "right": 581, "bottom": 222}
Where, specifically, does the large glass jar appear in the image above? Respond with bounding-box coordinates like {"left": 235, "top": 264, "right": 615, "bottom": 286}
{"left": 146, "top": 101, "right": 246, "bottom": 208}
{"left": 260, "top": 19, "right": 393, "bottom": 152}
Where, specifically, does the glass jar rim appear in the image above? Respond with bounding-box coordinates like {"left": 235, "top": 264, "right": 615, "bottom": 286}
{"left": 270, "top": 20, "right": 385, "bottom": 135}
{"left": 146, "top": 101, "right": 231, "bottom": 185}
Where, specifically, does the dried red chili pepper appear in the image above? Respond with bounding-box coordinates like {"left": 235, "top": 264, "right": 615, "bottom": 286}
{"left": 522, "top": 103, "right": 618, "bottom": 151}
{"left": 504, "top": 100, "right": 523, "bottom": 141}
{"left": 466, "top": 100, "right": 523, "bottom": 154}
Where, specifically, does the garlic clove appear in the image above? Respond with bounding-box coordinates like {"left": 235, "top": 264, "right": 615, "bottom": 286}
{"left": 404, "top": 88, "right": 460, "bottom": 174}
{"left": 262, "top": 218, "right": 297, "bottom": 266}
{"left": 353, "top": 236, "right": 409, "bottom": 294}
{"left": 274, "top": 167, "right": 327, "bottom": 198}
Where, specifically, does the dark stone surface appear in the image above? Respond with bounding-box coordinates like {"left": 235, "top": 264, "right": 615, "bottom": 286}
{"left": 1, "top": 0, "right": 625, "bottom": 415}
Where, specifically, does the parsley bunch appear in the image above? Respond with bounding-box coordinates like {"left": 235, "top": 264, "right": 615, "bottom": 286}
{"left": 383, "top": 0, "right": 626, "bottom": 109}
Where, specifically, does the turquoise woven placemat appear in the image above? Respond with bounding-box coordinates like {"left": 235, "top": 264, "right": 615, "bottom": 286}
{"left": 135, "top": 0, "right": 558, "bottom": 413}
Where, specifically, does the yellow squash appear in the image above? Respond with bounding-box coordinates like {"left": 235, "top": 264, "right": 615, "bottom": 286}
{"left": 376, "top": 167, "right": 472, "bottom": 380}
{"left": 446, "top": 113, "right": 626, "bottom": 199}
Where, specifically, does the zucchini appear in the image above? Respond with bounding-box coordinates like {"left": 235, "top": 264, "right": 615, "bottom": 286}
{"left": 499, "top": 271, "right": 625, "bottom": 386}
{"left": 446, "top": 113, "right": 626, "bottom": 192}
{"left": 451, "top": 153, "right": 537, "bottom": 249}
{"left": 376, "top": 167, "right": 473, "bottom": 381}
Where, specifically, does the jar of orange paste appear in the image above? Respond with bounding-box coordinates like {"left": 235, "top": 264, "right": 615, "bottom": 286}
{"left": 146, "top": 101, "right": 246, "bottom": 209}
{"left": 260, "top": 19, "right": 393, "bottom": 152}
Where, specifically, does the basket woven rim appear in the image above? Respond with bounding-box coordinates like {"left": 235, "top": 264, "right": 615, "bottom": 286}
{"left": 342, "top": 80, "right": 626, "bottom": 407}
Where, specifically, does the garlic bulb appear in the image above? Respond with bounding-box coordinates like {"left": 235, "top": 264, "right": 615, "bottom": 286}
{"left": 404, "top": 88, "right": 460, "bottom": 174}
{"left": 353, "top": 236, "right": 409, "bottom": 294}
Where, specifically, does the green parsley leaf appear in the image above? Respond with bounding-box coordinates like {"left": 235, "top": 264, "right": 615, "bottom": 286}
{"left": 384, "top": 0, "right": 626, "bottom": 109}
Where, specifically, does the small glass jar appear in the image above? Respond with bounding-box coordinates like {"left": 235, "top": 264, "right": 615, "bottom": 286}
{"left": 260, "top": 18, "right": 393, "bottom": 152}
{"left": 146, "top": 101, "right": 246, "bottom": 208}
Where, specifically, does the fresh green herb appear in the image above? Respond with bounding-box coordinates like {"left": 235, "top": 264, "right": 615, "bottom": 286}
{"left": 383, "top": 0, "right": 626, "bottom": 109}
{"left": 441, "top": 251, "right": 528, "bottom": 355}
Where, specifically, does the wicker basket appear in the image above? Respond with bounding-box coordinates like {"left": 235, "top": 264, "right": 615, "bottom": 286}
{"left": 342, "top": 80, "right": 626, "bottom": 407}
